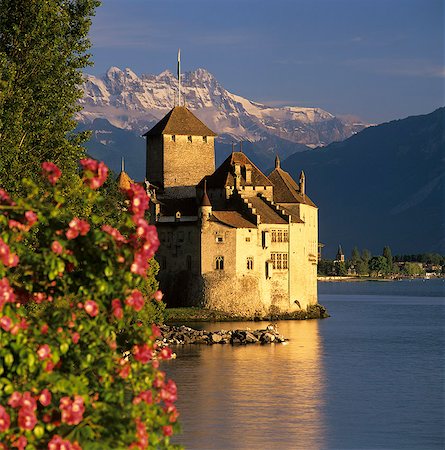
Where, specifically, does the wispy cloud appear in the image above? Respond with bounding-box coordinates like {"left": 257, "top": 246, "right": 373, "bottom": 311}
{"left": 342, "top": 58, "right": 445, "bottom": 78}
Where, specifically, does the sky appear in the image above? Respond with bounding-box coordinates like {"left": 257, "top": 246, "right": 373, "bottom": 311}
{"left": 88, "top": 0, "right": 444, "bottom": 123}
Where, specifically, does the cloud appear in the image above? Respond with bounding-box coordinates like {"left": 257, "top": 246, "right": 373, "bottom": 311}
{"left": 342, "top": 58, "right": 445, "bottom": 78}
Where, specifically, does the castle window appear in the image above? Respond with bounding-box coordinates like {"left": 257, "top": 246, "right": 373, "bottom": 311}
{"left": 271, "top": 230, "right": 277, "bottom": 242}
{"left": 186, "top": 255, "right": 192, "bottom": 270}
{"left": 187, "top": 135, "right": 192, "bottom": 143}
{"left": 271, "top": 253, "right": 288, "bottom": 270}
{"left": 216, "top": 235, "right": 224, "bottom": 243}
{"left": 203, "top": 136, "right": 207, "bottom": 143}
{"left": 247, "top": 257, "right": 254, "bottom": 270}
{"left": 215, "top": 256, "right": 224, "bottom": 270}
{"left": 271, "top": 229, "right": 288, "bottom": 243}
{"left": 171, "top": 135, "right": 176, "bottom": 142}
{"left": 283, "top": 230, "right": 288, "bottom": 242}
{"left": 245, "top": 237, "right": 251, "bottom": 242}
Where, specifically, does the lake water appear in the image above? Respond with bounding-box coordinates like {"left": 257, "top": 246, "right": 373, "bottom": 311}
{"left": 163, "top": 279, "right": 445, "bottom": 449}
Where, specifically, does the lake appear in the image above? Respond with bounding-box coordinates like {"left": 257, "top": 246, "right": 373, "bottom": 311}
{"left": 163, "top": 279, "right": 445, "bottom": 449}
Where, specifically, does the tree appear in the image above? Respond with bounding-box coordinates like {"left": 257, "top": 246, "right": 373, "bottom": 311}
{"left": 351, "top": 246, "right": 361, "bottom": 266}
{"left": 0, "top": 0, "right": 100, "bottom": 195}
{"left": 382, "top": 246, "right": 393, "bottom": 274}
{"left": 369, "top": 256, "right": 388, "bottom": 277}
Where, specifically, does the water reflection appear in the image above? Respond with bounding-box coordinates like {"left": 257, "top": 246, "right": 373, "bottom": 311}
{"left": 163, "top": 320, "right": 327, "bottom": 450}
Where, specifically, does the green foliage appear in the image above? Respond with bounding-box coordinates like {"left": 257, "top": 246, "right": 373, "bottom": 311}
{"left": 351, "top": 246, "right": 361, "bottom": 265}
{"left": 368, "top": 256, "right": 388, "bottom": 276}
{"left": 402, "top": 262, "right": 425, "bottom": 276}
{"left": 382, "top": 246, "right": 393, "bottom": 274}
{"left": 317, "top": 259, "right": 336, "bottom": 276}
{"left": 0, "top": 0, "right": 100, "bottom": 196}
{"left": 0, "top": 164, "right": 180, "bottom": 449}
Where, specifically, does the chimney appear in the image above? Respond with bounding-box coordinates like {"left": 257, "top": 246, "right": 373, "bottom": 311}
{"left": 234, "top": 162, "right": 241, "bottom": 189}
{"left": 245, "top": 164, "right": 252, "bottom": 184}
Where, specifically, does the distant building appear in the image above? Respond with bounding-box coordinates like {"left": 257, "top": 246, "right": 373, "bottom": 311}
{"left": 141, "top": 106, "right": 319, "bottom": 316}
{"left": 335, "top": 244, "right": 345, "bottom": 263}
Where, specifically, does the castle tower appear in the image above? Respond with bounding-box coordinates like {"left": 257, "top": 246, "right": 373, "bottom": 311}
{"left": 299, "top": 170, "right": 305, "bottom": 196}
{"left": 199, "top": 180, "right": 212, "bottom": 228}
{"left": 143, "top": 106, "right": 217, "bottom": 198}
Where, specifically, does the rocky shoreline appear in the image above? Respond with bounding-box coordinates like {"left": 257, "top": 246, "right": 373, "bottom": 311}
{"left": 159, "top": 324, "right": 287, "bottom": 346}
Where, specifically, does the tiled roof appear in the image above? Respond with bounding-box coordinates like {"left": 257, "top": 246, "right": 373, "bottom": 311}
{"left": 116, "top": 171, "right": 134, "bottom": 190}
{"left": 211, "top": 211, "right": 256, "bottom": 228}
{"left": 248, "top": 197, "right": 288, "bottom": 224}
{"left": 268, "top": 168, "right": 317, "bottom": 207}
{"left": 280, "top": 205, "right": 304, "bottom": 223}
{"left": 202, "top": 152, "right": 273, "bottom": 189}
{"left": 143, "top": 106, "right": 217, "bottom": 137}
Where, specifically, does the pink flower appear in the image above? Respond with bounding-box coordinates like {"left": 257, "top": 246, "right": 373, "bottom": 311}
{"left": 133, "top": 390, "right": 153, "bottom": 405}
{"left": 84, "top": 300, "right": 99, "bottom": 317}
{"left": 159, "top": 347, "right": 173, "bottom": 360}
{"left": 118, "top": 363, "right": 130, "bottom": 379}
{"left": 153, "top": 290, "right": 163, "bottom": 302}
{"left": 42, "top": 161, "right": 62, "bottom": 185}
{"left": 101, "top": 224, "right": 127, "bottom": 243}
{"left": 37, "top": 344, "right": 52, "bottom": 360}
{"left": 125, "top": 290, "right": 145, "bottom": 312}
{"left": 11, "top": 436, "right": 27, "bottom": 450}
{"left": 126, "top": 184, "right": 149, "bottom": 219}
{"left": 162, "top": 425, "right": 173, "bottom": 437}
{"left": 24, "top": 210, "right": 38, "bottom": 226}
{"left": 41, "top": 323, "right": 49, "bottom": 334}
{"left": 21, "top": 392, "right": 37, "bottom": 410}
{"left": 133, "top": 343, "right": 153, "bottom": 364}
{"left": 151, "top": 324, "right": 161, "bottom": 338}
{"left": 0, "top": 277, "right": 16, "bottom": 312}
{"left": 48, "top": 435, "right": 81, "bottom": 450}
{"left": 60, "top": 396, "right": 85, "bottom": 425}
{"left": 0, "top": 238, "right": 19, "bottom": 268}
{"left": 80, "top": 158, "right": 108, "bottom": 189}
{"left": 111, "top": 299, "right": 123, "bottom": 319}
{"left": 0, "top": 316, "right": 12, "bottom": 332}
{"left": 51, "top": 240, "right": 63, "bottom": 255}
{"left": 8, "top": 392, "right": 22, "bottom": 408}
{"left": 72, "top": 332, "right": 80, "bottom": 344}
{"left": 135, "top": 417, "right": 149, "bottom": 448}
{"left": 0, "top": 188, "right": 14, "bottom": 206}
{"left": 45, "top": 361, "right": 55, "bottom": 373}
{"left": 39, "top": 389, "right": 52, "bottom": 407}
{"left": 160, "top": 379, "right": 177, "bottom": 406}
{"left": 18, "top": 406, "right": 37, "bottom": 430}
{"left": 66, "top": 217, "right": 90, "bottom": 240}
{"left": 0, "top": 405, "right": 10, "bottom": 432}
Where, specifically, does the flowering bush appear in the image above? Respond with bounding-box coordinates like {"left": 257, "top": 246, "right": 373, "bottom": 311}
{"left": 0, "top": 160, "right": 180, "bottom": 449}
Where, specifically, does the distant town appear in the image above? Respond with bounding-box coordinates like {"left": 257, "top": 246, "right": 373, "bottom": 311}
{"left": 318, "top": 246, "right": 444, "bottom": 280}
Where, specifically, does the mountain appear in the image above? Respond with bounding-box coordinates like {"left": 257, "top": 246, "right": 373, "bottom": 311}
{"left": 280, "top": 108, "right": 445, "bottom": 257}
{"left": 78, "top": 67, "right": 366, "bottom": 176}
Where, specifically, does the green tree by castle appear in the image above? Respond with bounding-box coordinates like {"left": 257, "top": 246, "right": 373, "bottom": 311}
{"left": 0, "top": 0, "right": 100, "bottom": 194}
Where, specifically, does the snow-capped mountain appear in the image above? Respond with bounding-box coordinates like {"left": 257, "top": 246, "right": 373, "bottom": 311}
{"left": 78, "top": 67, "right": 366, "bottom": 148}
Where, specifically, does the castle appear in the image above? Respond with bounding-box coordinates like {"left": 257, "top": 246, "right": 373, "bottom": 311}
{"left": 139, "top": 105, "right": 318, "bottom": 316}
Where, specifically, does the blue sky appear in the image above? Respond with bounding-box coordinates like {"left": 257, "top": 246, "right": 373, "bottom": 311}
{"left": 89, "top": 0, "right": 444, "bottom": 123}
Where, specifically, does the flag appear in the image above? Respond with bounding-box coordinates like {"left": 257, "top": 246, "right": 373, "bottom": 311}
{"left": 177, "top": 48, "right": 181, "bottom": 80}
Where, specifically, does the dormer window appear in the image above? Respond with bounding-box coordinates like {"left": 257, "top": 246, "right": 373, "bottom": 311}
{"left": 171, "top": 135, "right": 176, "bottom": 142}
{"left": 203, "top": 136, "right": 207, "bottom": 143}
{"left": 187, "top": 135, "right": 192, "bottom": 143}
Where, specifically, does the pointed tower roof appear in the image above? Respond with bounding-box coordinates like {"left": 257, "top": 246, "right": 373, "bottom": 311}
{"left": 201, "top": 180, "right": 211, "bottom": 206}
{"left": 116, "top": 157, "right": 134, "bottom": 190}
{"left": 275, "top": 154, "right": 281, "bottom": 169}
{"left": 143, "top": 106, "right": 217, "bottom": 137}
{"left": 200, "top": 152, "right": 273, "bottom": 189}
{"left": 337, "top": 244, "right": 344, "bottom": 256}
{"left": 268, "top": 165, "right": 316, "bottom": 207}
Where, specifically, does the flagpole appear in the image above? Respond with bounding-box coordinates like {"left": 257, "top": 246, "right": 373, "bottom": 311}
{"left": 177, "top": 49, "right": 181, "bottom": 107}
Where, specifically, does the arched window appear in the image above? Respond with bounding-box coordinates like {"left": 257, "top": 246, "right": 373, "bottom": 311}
{"left": 187, "top": 135, "right": 192, "bottom": 143}
{"left": 215, "top": 256, "right": 224, "bottom": 270}
{"left": 247, "top": 257, "right": 254, "bottom": 270}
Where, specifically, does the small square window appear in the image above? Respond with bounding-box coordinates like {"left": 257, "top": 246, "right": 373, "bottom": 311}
{"left": 216, "top": 236, "right": 224, "bottom": 243}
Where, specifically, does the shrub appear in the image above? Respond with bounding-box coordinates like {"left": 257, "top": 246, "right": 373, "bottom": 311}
{"left": 0, "top": 160, "right": 180, "bottom": 449}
